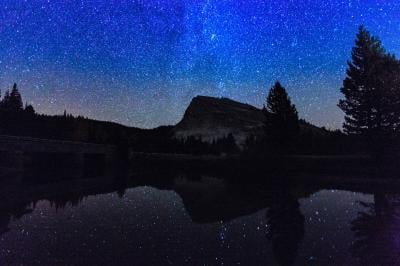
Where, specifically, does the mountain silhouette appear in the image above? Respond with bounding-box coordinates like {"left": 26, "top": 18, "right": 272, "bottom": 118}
{"left": 174, "top": 95, "right": 326, "bottom": 145}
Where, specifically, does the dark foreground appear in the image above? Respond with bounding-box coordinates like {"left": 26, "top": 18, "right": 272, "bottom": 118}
{"left": 0, "top": 164, "right": 400, "bottom": 265}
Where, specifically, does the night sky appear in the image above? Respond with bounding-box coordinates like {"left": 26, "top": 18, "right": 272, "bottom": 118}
{"left": 0, "top": 1, "right": 399, "bottom": 129}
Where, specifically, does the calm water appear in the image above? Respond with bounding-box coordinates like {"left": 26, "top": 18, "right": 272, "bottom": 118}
{"left": 0, "top": 175, "right": 399, "bottom": 265}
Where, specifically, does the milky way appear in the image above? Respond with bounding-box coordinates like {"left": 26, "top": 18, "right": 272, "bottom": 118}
{"left": 0, "top": 1, "right": 399, "bottom": 128}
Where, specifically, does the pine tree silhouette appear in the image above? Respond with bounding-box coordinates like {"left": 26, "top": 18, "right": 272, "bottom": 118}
{"left": 0, "top": 90, "right": 11, "bottom": 110}
{"left": 264, "top": 81, "right": 299, "bottom": 153}
{"left": 9, "top": 83, "right": 23, "bottom": 111}
{"left": 338, "top": 26, "right": 400, "bottom": 137}
{"left": 0, "top": 83, "right": 23, "bottom": 112}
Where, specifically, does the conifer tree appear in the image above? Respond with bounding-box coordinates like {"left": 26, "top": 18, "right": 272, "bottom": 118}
{"left": 0, "top": 90, "right": 10, "bottom": 110}
{"left": 0, "top": 83, "right": 23, "bottom": 112}
{"left": 264, "top": 81, "right": 299, "bottom": 152}
{"left": 338, "top": 26, "right": 400, "bottom": 136}
{"left": 9, "top": 83, "right": 23, "bottom": 111}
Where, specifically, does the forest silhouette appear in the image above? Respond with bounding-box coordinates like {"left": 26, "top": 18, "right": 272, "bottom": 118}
{"left": 0, "top": 26, "right": 399, "bottom": 159}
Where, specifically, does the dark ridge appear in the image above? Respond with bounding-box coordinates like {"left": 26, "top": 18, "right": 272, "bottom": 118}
{"left": 174, "top": 95, "right": 326, "bottom": 145}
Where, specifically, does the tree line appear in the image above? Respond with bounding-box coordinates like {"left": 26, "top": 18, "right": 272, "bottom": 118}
{"left": 0, "top": 84, "right": 134, "bottom": 145}
{"left": 1, "top": 25, "right": 399, "bottom": 157}
{"left": 0, "top": 83, "right": 35, "bottom": 115}
{"left": 0, "top": 85, "right": 238, "bottom": 155}
{"left": 244, "top": 26, "right": 400, "bottom": 156}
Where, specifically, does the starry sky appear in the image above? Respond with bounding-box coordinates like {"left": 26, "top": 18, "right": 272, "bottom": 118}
{"left": 0, "top": 1, "right": 399, "bottom": 129}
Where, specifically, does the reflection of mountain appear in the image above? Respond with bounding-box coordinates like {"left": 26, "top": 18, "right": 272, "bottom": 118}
{"left": 0, "top": 174, "right": 314, "bottom": 266}
{"left": 172, "top": 177, "right": 314, "bottom": 224}
{"left": 351, "top": 193, "right": 400, "bottom": 265}
{"left": 173, "top": 177, "right": 271, "bottom": 223}
{"left": 3, "top": 173, "right": 400, "bottom": 266}
{"left": 1, "top": 172, "right": 380, "bottom": 234}
{"left": 173, "top": 177, "right": 307, "bottom": 265}
{"left": 0, "top": 174, "right": 316, "bottom": 237}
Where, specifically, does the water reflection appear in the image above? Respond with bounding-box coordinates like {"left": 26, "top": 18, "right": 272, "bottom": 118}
{"left": 351, "top": 193, "right": 400, "bottom": 265}
{"left": 0, "top": 171, "right": 398, "bottom": 265}
{"left": 266, "top": 190, "right": 304, "bottom": 266}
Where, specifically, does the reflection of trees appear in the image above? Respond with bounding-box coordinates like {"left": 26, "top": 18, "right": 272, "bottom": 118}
{"left": 266, "top": 192, "right": 304, "bottom": 266}
{"left": 0, "top": 203, "right": 33, "bottom": 237}
{"left": 48, "top": 195, "right": 86, "bottom": 211}
{"left": 351, "top": 193, "right": 400, "bottom": 265}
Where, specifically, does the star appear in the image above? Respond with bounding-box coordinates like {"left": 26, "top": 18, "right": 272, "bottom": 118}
{"left": 0, "top": 0, "right": 399, "bottom": 129}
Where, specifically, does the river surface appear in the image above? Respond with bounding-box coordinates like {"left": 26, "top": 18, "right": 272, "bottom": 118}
{"left": 0, "top": 175, "right": 398, "bottom": 265}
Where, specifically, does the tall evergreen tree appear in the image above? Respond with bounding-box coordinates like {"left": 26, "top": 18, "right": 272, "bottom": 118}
{"left": 378, "top": 54, "right": 400, "bottom": 136}
{"left": 338, "top": 26, "right": 400, "bottom": 137}
{"left": 0, "top": 83, "right": 23, "bottom": 112}
{"left": 0, "top": 90, "right": 10, "bottom": 110}
{"left": 9, "top": 83, "right": 23, "bottom": 111}
{"left": 264, "top": 81, "right": 299, "bottom": 152}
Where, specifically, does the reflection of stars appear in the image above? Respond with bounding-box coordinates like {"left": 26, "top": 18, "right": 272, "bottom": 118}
{"left": 219, "top": 222, "right": 227, "bottom": 245}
